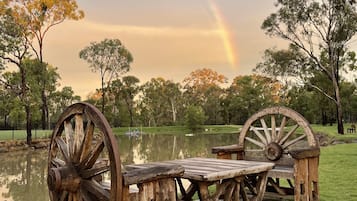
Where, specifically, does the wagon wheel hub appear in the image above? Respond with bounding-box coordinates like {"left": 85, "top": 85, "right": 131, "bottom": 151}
{"left": 48, "top": 166, "right": 81, "bottom": 192}
{"left": 265, "top": 142, "right": 283, "bottom": 161}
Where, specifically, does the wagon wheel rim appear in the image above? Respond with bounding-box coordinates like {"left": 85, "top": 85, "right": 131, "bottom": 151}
{"left": 238, "top": 106, "right": 317, "bottom": 161}
{"left": 48, "top": 102, "right": 122, "bottom": 201}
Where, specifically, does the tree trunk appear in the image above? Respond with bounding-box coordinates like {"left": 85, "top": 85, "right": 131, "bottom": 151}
{"left": 101, "top": 76, "right": 105, "bottom": 114}
{"left": 25, "top": 105, "right": 32, "bottom": 145}
{"left": 41, "top": 89, "right": 48, "bottom": 129}
{"left": 332, "top": 72, "right": 344, "bottom": 134}
{"left": 170, "top": 99, "right": 177, "bottom": 123}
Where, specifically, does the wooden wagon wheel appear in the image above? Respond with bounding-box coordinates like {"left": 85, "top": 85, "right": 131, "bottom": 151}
{"left": 47, "top": 102, "right": 122, "bottom": 201}
{"left": 238, "top": 106, "right": 317, "bottom": 161}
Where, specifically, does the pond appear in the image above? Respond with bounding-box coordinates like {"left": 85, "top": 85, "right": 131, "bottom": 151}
{"left": 0, "top": 133, "right": 236, "bottom": 201}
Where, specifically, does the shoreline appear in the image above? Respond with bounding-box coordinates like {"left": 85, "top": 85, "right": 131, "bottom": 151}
{"left": 0, "top": 138, "right": 50, "bottom": 153}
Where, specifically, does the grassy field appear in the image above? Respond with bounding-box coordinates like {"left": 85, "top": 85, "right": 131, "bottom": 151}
{"left": 319, "top": 143, "right": 357, "bottom": 200}
{"left": 0, "top": 124, "right": 356, "bottom": 141}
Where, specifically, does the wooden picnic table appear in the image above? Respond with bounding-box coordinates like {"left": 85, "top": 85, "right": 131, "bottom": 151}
{"left": 126, "top": 157, "right": 274, "bottom": 201}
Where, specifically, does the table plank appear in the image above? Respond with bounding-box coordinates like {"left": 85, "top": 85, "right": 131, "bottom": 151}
{"left": 125, "top": 158, "right": 274, "bottom": 181}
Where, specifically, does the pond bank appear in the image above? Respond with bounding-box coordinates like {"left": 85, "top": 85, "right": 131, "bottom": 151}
{"left": 0, "top": 138, "right": 50, "bottom": 153}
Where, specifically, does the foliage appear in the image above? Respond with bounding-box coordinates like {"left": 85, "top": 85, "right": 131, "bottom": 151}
{"left": 183, "top": 68, "right": 227, "bottom": 125}
{"left": 79, "top": 38, "right": 133, "bottom": 113}
{"left": 259, "top": 0, "right": 357, "bottom": 134}
{"left": 2, "top": 0, "right": 84, "bottom": 129}
{"left": 225, "top": 75, "right": 281, "bottom": 124}
{"left": 108, "top": 76, "right": 140, "bottom": 127}
{"left": 139, "top": 77, "right": 183, "bottom": 127}
{"left": 184, "top": 105, "right": 207, "bottom": 132}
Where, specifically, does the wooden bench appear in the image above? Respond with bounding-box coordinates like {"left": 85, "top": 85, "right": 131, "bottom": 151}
{"left": 212, "top": 106, "right": 320, "bottom": 201}
{"left": 347, "top": 124, "right": 356, "bottom": 133}
{"left": 47, "top": 102, "right": 184, "bottom": 201}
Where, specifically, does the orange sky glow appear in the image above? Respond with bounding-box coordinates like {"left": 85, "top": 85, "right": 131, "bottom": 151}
{"left": 41, "top": 0, "right": 290, "bottom": 98}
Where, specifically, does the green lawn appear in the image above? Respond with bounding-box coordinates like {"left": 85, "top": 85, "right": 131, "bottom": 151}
{"left": 0, "top": 124, "right": 355, "bottom": 141}
{"left": 319, "top": 143, "right": 357, "bottom": 200}
{"left": 0, "top": 129, "right": 52, "bottom": 141}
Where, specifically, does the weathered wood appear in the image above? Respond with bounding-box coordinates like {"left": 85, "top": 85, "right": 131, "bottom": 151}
{"left": 212, "top": 106, "right": 320, "bottom": 201}
{"left": 289, "top": 147, "right": 320, "bottom": 160}
{"left": 211, "top": 144, "right": 244, "bottom": 155}
{"left": 123, "top": 165, "right": 184, "bottom": 186}
{"left": 260, "top": 118, "right": 272, "bottom": 144}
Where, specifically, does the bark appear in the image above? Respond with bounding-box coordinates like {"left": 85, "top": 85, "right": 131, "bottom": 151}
{"left": 41, "top": 89, "right": 48, "bottom": 129}
{"left": 332, "top": 68, "right": 344, "bottom": 134}
{"left": 101, "top": 75, "right": 105, "bottom": 114}
{"left": 25, "top": 104, "right": 32, "bottom": 145}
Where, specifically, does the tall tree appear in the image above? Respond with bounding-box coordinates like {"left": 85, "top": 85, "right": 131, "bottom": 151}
{"left": 79, "top": 38, "right": 133, "bottom": 114}
{"left": 261, "top": 0, "right": 357, "bottom": 134}
{"left": 0, "top": 11, "right": 34, "bottom": 144}
{"left": 110, "top": 76, "right": 140, "bottom": 127}
{"left": 139, "top": 78, "right": 182, "bottom": 126}
{"left": 226, "top": 75, "right": 281, "bottom": 124}
{"left": 183, "top": 68, "right": 227, "bottom": 124}
{"left": 3, "top": 0, "right": 84, "bottom": 129}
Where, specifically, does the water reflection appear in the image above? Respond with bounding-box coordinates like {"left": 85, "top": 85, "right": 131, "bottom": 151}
{"left": 0, "top": 133, "right": 236, "bottom": 201}
{"left": 0, "top": 150, "right": 48, "bottom": 201}
{"left": 118, "top": 133, "right": 236, "bottom": 165}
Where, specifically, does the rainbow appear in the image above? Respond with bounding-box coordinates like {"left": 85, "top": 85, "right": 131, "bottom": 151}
{"left": 208, "top": 0, "right": 238, "bottom": 69}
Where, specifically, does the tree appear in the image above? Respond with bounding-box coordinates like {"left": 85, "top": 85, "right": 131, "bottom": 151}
{"left": 0, "top": 11, "right": 34, "bottom": 144}
{"left": 226, "top": 75, "right": 281, "bottom": 124}
{"left": 79, "top": 38, "right": 133, "bottom": 114}
{"left": 50, "top": 86, "right": 80, "bottom": 125}
{"left": 110, "top": 76, "right": 140, "bottom": 127}
{"left": 183, "top": 68, "right": 227, "bottom": 124}
{"left": 184, "top": 105, "right": 207, "bottom": 132}
{"left": 260, "top": 0, "right": 357, "bottom": 134}
{"left": 139, "top": 78, "right": 183, "bottom": 126}
{"left": 2, "top": 0, "right": 84, "bottom": 129}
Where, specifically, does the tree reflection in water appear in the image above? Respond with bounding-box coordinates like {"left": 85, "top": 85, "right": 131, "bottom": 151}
{"left": 0, "top": 150, "right": 48, "bottom": 201}
{"left": 117, "top": 133, "right": 236, "bottom": 165}
{"left": 0, "top": 133, "right": 236, "bottom": 200}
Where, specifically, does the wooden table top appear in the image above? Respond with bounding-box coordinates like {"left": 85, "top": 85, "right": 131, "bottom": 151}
{"left": 125, "top": 157, "right": 274, "bottom": 181}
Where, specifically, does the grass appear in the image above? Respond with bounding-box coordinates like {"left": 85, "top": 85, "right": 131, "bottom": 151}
{"left": 0, "top": 124, "right": 356, "bottom": 141}
{"left": 311, "top": 123, "right": 357, "bottom": 142}
{"left": 319, "top": 143, "right": 357, "bottom": 200}
{"left": 0, "top": 129, "right": 52, "bottom": 141}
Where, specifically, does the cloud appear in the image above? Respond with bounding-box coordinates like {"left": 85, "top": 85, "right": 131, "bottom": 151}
{"left": 81, "top": 20, "right": 220, "bottom": 37}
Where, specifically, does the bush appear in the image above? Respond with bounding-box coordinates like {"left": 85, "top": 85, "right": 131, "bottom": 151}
{"left": 184, "top": 105, "right": 207, "bottom": 132}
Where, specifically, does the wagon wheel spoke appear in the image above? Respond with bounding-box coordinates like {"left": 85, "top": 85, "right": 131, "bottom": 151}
{"left": 80, "top": 187, "right": 95, "bottom": 201}
{"left": 279, "top": 124, "right": 299, "bottom": 145}
{"left": 250, "top": 126, "right": 267, "bottom": 145}
{"left": 78, "top": 138, "right": 105, "bottom": 170}
{"left": 81, "top": 179, "right": 110, "bottom": 201}
{"left": 245, "top": 136, "right": 265, "bottom": 149}
{"left": 51, "top": 158, "right": 66, "bottom": 168}
{"left": 277, "top": 116, "right": 287, "bottom": 143}
{"left": 79, "top": 120, "right": 95, "bottom": 162}
{"left": 260, "top": 118, "right": 271, "bottom": 143}
{"left": 73, "top": 114, "right": 85, "bottom": 163}
{"left": 282, "top": 134, "right": 307, "bottom": 149}
{"left": 55, "top": 136, "right": 71, "bottom": 164}
{"left": 80, "top": 162, "right": 110, "bottom": 179}
{"left": 271, "top": 115, "right": 276, "bottom": 142}
{"left": 64, "top": 120, "right": 75, "bottom": 158}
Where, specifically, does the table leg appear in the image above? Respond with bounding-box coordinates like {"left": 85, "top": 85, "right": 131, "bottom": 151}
{"left": 198, "top": 182, "right": 210, "bottom": 201}
{"left": 251, "top": 171, "right": 269, "bottom": 201}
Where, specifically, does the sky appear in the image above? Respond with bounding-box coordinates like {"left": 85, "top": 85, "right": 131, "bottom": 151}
{"left": 43, "top": 0, "right": 289, "bottom": 98}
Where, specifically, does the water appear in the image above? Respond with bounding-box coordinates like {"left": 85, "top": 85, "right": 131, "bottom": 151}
{"left": 0, "top": 133, "right": 236, "bottom": 201}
